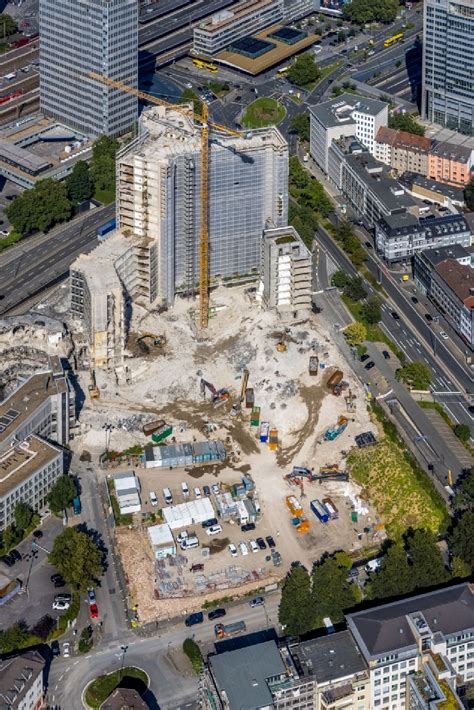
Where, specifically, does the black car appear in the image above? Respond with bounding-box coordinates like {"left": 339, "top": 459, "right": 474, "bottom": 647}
{"left": 364, "top": 241, "right": 373, "bottom": 249}
{"left": 0, "top": 554, "right": 14, "bottom": 567}
{"left": 33, "top": 530, "right": 43, "bottom": 539}
{"left": 425, "top": 313, "right": 433, "bottom": 321}
{"left": 468, "top": 405, "right": 474, "bottom": 414}
{"left": 10, "top": 549, "right": 21, "bottom": 562}
{"left": 203, "top": 485, "right": 211, "bottom": 496}
{"left": 360, "top": 353, "right": 370, "bottom": 362}
{"left": 391, "top": 311, "right": 400, "bottom": 320}
{"left": 364, "top": 361, "right": 375, "bottom": 370}
{"left": 256, "top": 537, "right": 266, "bottom": 550}
{"left": 265, "top": 535, "right": 276, "bottom": 548}
{"left": 51, "top": 640, "right": 60, "bottom": 656}
{"left": 241, "top": 522, "right": 256, "bottom": 532}
{"left": 51, "top": 573, "right": 65, "bottom": 587}
{"left": 382, "top": 350, "right": 390, "bottom": 360}
{"left": 185, "top": 612, "right": 203, "bottom": 627}
{"left": 411, "top": 297, "right": 418, "bottom": 304}
{"left": 208, "top": 608, "right": 226, "bottom": 620}
{"left": 202, "top": 518, "right": 218, "bottom": 529}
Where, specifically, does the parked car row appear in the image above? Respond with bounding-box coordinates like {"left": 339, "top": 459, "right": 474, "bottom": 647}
{"left": 0, "top": 549, "right": 21, "bottom": 567}
{"left": 150, "top": 482, "right": 221, "bottom": 507}
{"left": 185, "top": 596, "right": 266, "bottom": 626}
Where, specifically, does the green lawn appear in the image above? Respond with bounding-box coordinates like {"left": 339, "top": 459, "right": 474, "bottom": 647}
{"left": 84, "top": 667, "right": 148, "bottom": 709}
{"left": 241, "top": 97, "right": 286, "bottom": 129}
{"left": 0, "top": 231, "right": 22, "bottom": 253}
{"left": 94, "top": 188, "right": 115, "bottom": 205}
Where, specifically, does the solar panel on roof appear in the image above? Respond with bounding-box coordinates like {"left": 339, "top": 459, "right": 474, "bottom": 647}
{"left": 268, "top": 26, "right": 306, "bottom": 44}
{"left": 0, "top": 416, "right": 11, "bottom": 426}
{"left": 229, "top": 35, "right": 275, "bottom": 58}
{"left": 6, "top": 409, "right": 19, "bottom": 420}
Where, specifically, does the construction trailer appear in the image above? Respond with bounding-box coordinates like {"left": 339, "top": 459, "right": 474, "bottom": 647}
{"left": 143, "top": 419, "right": 166, "bottom": 436}
{"left": 151, "top": 424, "right": 173, "bottom": 444}
{"left": 309, "top": 356, "right": 319, "bottom": 375}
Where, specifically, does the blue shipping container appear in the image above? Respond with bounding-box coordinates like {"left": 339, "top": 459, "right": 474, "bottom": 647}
{"left": 72, "top": 496, "right": 82, "bottom": 515}
{"left": 310, "top": 499, "right": 329, "bottom": 523}
{"left": 96, "top": 218, "right": 116, "bottom": 237}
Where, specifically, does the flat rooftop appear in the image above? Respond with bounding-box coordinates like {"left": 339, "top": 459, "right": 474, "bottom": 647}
{"left": 71, "top": 231, "right": 129, "bottom": 293}
{"left": 310, "top": 93, "right": 388, "bottom": 128}
{"left": 421, "top": 243, "right": 471, "bottom": 267}
{"left": 296, "top": 630, "right": 367, "bottom": 683}
{"left": 215, "top": 24, "right": 319, "bottom": 75}
{"left": 197, "top": 0, "right": 277, "bottom": 33}
{"left": 0, "top": 370, "right": 66, "bottom": 447}
{"left": 0, "top": 435, "right": 61, "bottom": 498}
{"left": 0, "top": 138, "right": 50, "bottom": 173}
{"left": 344, "top": 153, "right": 416, "bottom": 213}
{"left": 401, "top": 173, "right": 466, "bottom": 202}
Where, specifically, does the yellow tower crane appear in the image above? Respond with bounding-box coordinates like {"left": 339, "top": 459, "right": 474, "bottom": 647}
{"left": 88, "top": 72, "right": 240, "bottom": 329}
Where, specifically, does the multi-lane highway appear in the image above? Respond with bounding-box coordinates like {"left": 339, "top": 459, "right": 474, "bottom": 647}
{"left": 138, "top": 0, "right": 236, "bottom": 47}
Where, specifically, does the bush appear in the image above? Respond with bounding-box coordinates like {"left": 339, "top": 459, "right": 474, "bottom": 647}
{"left": 183, "top": 638, "right": 203, "bottom": 674}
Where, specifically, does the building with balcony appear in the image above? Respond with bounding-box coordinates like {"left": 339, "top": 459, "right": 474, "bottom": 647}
{"left": 257, "top": 225, "right": 312, "bottom": 320}
{"left": 431, "top": 258, "right": 474, "bottom": 347}
{"left": 374, "top": 127, "right": 432, "bottom": 177}
{"left": 428, "top": 141, "right": 473, "bottom": 187}
{"left": 0, "top": 650, "right": 45, "bottom": 710}
{"left": 413, "top": 243, "right": 471, "bottom": 295}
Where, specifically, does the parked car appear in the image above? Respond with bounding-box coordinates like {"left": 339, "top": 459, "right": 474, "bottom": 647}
{"left": 391, "top": 311, "right": 400, "bottom": 320}
{"left": 0, "top": 555, "right": 15, "bottom": 567}
{"left": 181, "top": 482, "right": 189, "bottom": 497}
{"left": 202, "top": 518, "right": 218, "bottom": 529}
{"left": 364, "top": 241, "right": 373, "bottom": 249}
{"left": 33, "top": 530, "right": 43, "bottom": 539}
{"left": 360, "top": 353, "right": 370, "bottom": 362}
{"left": 411, "top": 296, "right": 418, "bottom": 304}
{"left": 208, "top": 608, "right": 226, "bottom": 620}
{"left": 51, "top": 640, "right": 60, "bottom": 656}
{"left": 364, "top": 361, "right": 375, "bottom": 370}
{"left": 241, "top": 522, "right": 256, "bottom": 532}
{"left": 176, "top": 531, "right": 189, "bottom": 544}
{"left": 206, "top": 524, "right": 223, "bottom": 536}
{"left": 62, "top": 642, "right": 70, "bottom": 658}
{"left": 249, "top": 596, "right": 265, "bottom": 608}
{"left": 89, "top": 603, "right": 99, "bottom": 619}
{"left": 53, "top": 600, "right": 70, "bottom": 611}
{"left": 256, "top": 537, "right": 266, "bottom": 550}
{"left": 203, "top": 485, "right": 211, "bottom": 496}
{"left": 194, "top": 486, "right": 201, "bottom": 499}
{"left": 149, "top": 490, "right": 158, "bottom": 507}
{"left": 382, "top": 350, "right": 390, "bottom": 360}
{"left": 239, "top": 542, "right": 249, "bottom": 556}
{"left": 249, "top": 539, "right": 259, "bottom": 553}
{"left": 265, "top": 535, "right": 276, "bottom": 548}
{"left": 228, "top": 543, "right": 238, "bottom": 558}
{"left": 211, "top": 484, "right": 220, "bottom": 495}
{"left": 439, "top": 331, "right": 449, "bottom": 340}
{"left": 52, "top": 576, "right": 65, "bottom": 588}
{"left": 87, "top": 588, "right": 96, "bottom": 605}
{"left": 425, "top": 313, "right": 433, "bottom": 321}
{"left": 8, "top": 550, "right": 20, "bottom": 562}
{"left": 348, "top": 567, "right": 360, "bottom": 579}
{"left": 185, "top": 612, "right": 203, "bottom": 627}
{"left": 54, "top": 594, "right": 71, "bottom": 603}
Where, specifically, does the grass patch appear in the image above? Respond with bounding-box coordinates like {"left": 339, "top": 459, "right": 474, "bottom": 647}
{"left": 202, "top": 594, "right": 235, "bottom": 609}
{"left": 311, "top": 60, "right": 344, "bottom": 90}
{"left": 183, "top": 638, "right": 203, "bottom": 674}
{"left": 341, "top": 294, "right": 405, "bottom": 361}
{"left": 347, "top": 400, "right": 449, "bottom": 538}
{"left": 419, "top": 401, "right": 474, "bottom": 456}
{"left": 94, "top": 188, "right": 115, "bottom": 205}
{"left": 84, "top": 667, "right": 148, "bottom": 709}
{"left": 241, "top": 97, "right": 286, "bottom": 128}
{"left": 57, "top": 592, "right": 80, "bottom": 631}
{"left": 0, "top": 230, "right": 22, "bottom": 253}
{"left": 206, "top": 80, "right": 230, "bottom": 97}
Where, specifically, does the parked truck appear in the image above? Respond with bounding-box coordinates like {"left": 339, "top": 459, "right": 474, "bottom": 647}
{"left": 143, "top": 419, "right": 165, "bottom": 436}
{"left": 327, "top": 370, "right": 343, "bottom": 393}
{"left": 310, "top": 499, "right": 329, "bottom": 523}
{"left": 309, "top": 356, "right": 319, "bottom": 376}
{"left": 96, "top": 218, "right": 116, "bottom": 239}
{"left": 322, "top": 496, "right": 339, "bottom": 520}
{"left": 214, "top": 620, "right": 247, "bottom": 639}
{"left": 72, "top": 496, "right": 82, "bottom": 515}
{"left": 286, "top": 495, "right": 304, "bottom": 517}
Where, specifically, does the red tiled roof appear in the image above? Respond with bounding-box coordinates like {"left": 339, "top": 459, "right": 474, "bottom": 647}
{"left": 376, "top": 126, "right": 432, "bottom": 152}
{"left": 435, "top": 259, "right": 474, "bottom": 306}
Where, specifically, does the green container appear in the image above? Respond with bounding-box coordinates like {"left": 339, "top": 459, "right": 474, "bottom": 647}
{"left": 351, "top": 511, "right": 358, "bottom": 523}
{"left": 250, "top": 406, "right": 261, "bottom": 427}
{"left": 152, "top": 425, "right": 173, "bottom": 444}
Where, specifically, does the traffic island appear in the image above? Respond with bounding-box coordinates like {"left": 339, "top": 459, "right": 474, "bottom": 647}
{"left": 83, "top": 667, "right": 149, "bottom": 709}
{"left": 241, "top": 97, "right": 286, "bottom": 129}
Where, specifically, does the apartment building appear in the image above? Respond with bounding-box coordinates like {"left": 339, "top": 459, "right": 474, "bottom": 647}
{"left": 0, "top": 650, "right": 45, "bottom": 710}
{"left": 428, "top": 141, "right": 473, "bottom": 187}
{"left": 258, "top": 225, "right": 312, "bottom": 320}
{"left": 0, "top": 361, "right": 74, "bottom": 452}
{"left": 431, "top": 259, "right": 474, "bottom": 347}
{"left": 193, "top": 0, "right": 284, "bottom": 55}
{"left": 422, "top": 0, "right": 474, "bottom": 135}
{"left": 374, "top": 127, "right": 432, "bottom": 177}
{"left": 346, "top": 583, "right": 474, "bottom": 710}
{"left": 400, "top": 173, "right": 466, "bottom": 209}
{"left": 375, "top": 212, "right": 471, "bottom": 265}
{"left": 413, "top": 243, "right": 471, "bottom": 295}
{"left": 309, "top": 95, "right": 388, "bottom": 173}
{"left": 39, "top": 0, "right": 138, "bottom": 137}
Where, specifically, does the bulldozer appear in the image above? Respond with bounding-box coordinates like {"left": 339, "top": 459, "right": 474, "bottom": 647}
{"left": 88, "top": 369, "right": 100, "bottom": 400}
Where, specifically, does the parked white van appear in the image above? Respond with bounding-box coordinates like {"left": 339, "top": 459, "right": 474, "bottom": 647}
{"left": 163, "top": 488, "right": 173, "bottom": 505}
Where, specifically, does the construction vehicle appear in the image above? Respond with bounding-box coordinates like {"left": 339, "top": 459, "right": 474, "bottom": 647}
{"left": 324, "top": 416, "right": 348, "bottom": 441}
{"left": 327, "top": 369, "right": 343, "bottom": 393}
{"left": 276, "top": 341, "right": 287, "bottom": 352}
{"left": 214, "top": 620, "right": 246, "bottom": 639}
{"left": 314, "top": 467, "right": 349, "bottom": 482}
{"left": 286, "top": 495, "right": 304, "bottom": 517}
{"left": 268, "top": 428, "right": 278, "bottom": 450}
{"left": 310, "top": 499, "right": 329, "bottom": 523}
{"left": 287, "top": 466, "right": 315, "bottom": 482}
{"left": 143, "top": 419, "right": 166, "bottom": 436}
{"left": 88, "top": 369, "right": 100, "bottom": 399}
{"left": 309, "top": 356, "right": 319, "bottom": 375}
{"left": 240, "top": 368, "right": 249, "bottom": 403}
{"left": 322, "top": 496, "right": 339, "bottom": 520}
{"left": 88, "top": 73, "right": 241, "bottom": 330}
{"left": 296, "top": 519, "right": 310, "bottom": 534}
{"left": 245, "top": 388, "right": 255, "bottom": 409}
{"left": 137, "top": 333, "right": 165, "bottom": 348}
{"left": 333, "top": 380, "right": 349, "bottom": 397}
{"left": 200, "top": 379, "right": 230, "bottom": 405}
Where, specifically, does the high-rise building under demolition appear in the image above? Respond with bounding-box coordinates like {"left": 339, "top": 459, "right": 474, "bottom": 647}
{"left": 116, "top": 105, "right": 288, "bottom": 305}
{"left": 39, "top": 0, "right": 138, "bottom": 137}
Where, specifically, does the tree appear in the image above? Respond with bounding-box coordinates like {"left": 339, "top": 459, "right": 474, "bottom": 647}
{"left": 78, "top": 625, "right": 94, "bottom": 654}
{"left": 343, "top": 0, "right": 399, "bottom": 24}
{"left": 289, "top": 113, "right": 310, "bottom": 142}
{"left": 396, "top": 362, "right": 432, "bottom": 390}
{"left": 0, "top": 14, "right": 17, "bottom": 36}
{"left": 344, "top": 321, "right": 367, "bottom": 346}
{"left": 453, "top": 424, "right": 471, "bottom": 443}
{"left": 406, "top": 529, "right": 449, "bottom": 590}
{"left": 311, "top": 554, "right": 360, "bottom": 627}
{"left": 49, "top": 527, "right": 103, "bottom": 591}
{"left": 6, "top": 179, "right": 72, "bottom": 236}
{"left": 367, "top": 542, "right": 414, "bottom": 599}
{"left": 47, "top": 476, "right": 77, "bottom": 515}
{"left": 388, "top": 112, "right": 425, "bottom": 136}
{"left": 287, "top": 53, "right": 320, "bottom": 87}
{"left": 279, "top": 565, "right": 314, "bottom": 635}
{"left": 0, "top": 622, "right": 29, "bottom": 653}
{"left": 337, "top": 30, "right": 346, "bottom": 43}
{"left": 14, "top": 502, "right": 34, "bottom": 533}
{"left": 465, "top": 178, "right": 474, "bottom": 211}
{"left": 331, "top": 270, "right": 350, "bottom": 288}
{"left": 343, "top": 276, "right": 367, "bottom": 301}
{"left": 90, "top": 136, "right": 119, "bottom": 194}
{"left": 180, "top": 88, "right": 203, "bottom": 117}
{"left": 450, "top": 511, "right": 474, "bottom": 573}
{"left": 66, "top": 161, "right": 94, "bottom": 204}
{"left": 361, "top": 296, "right": 382, "bottom": 325}
{"left": 453, "top": 469, "right": 474, "bottom": 511}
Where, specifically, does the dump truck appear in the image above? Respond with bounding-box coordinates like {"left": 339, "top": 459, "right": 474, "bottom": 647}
{"left": 260, "top": 421, "right": 269, "bottom": 443}
{"left": 214, "top": 620, "right": 247, "bottom": 639}
{"left": 322, "top": 496, "right": 339, "bottom": 520}
{"left": 143, "top": 419, "right": 165, "bottom": 436}
{"left": 310, "top": 499, "right": 329, "bottom": 523}
{"left": 324, "top": 416, "right": 348, "bottom": 441}
{"left": 309, "top": 356, "right": 319, "bottom": 376}
{"left": 327, "top": 370, "right": 343, "bottom": 393}
{"left": 268, "top": 428, "right": 278, "bottom": 450}
{"left": 286, "top": 495, "right": 304, "bottom": 517}
{"left": 245, "top": 388, "right": 255, "bottom": 409}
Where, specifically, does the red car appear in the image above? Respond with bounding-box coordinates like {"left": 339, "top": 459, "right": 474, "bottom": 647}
{"left": 89, "top": 603, "right": 99, "bottom": 619}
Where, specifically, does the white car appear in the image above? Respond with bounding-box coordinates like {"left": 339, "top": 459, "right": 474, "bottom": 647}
{"left": 228, "top": 543, "right": 238, "bottom": 558}
{"left": 62, "top": 642, "right": 70, "bottom": 658}
{"left": 239, "top": 541, "right": 249, "bottom": 556}
{"left": 249, "top": 539, "right": 259, "bottom": 553}
{"left": 53, "top": 600, "right": 70, "bottom": 611}
{"left": 176, "top": 531, "right": 189, "bottom": 544}
{"left": 194, "top": 486, "right": 201, "bottom": 499}
{"left": 439, "top": 331, "right": 449, "bottom": 340}
{"left": 181, "top": 482, "right": 189, "bottom": 497}
{"left": 211, "top": 483, "right": 220, "bottom": 495}
{"left": 149, "top": 490, "right": 158, "bottom": 507}
{"left": 206, "top": 524, "right": 222, "bottom": 536}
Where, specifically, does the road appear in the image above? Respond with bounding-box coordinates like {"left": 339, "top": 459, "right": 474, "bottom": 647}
{"left": 0, "top": 204, "right": 114, "bottom": 316}
{"left": 138, "top": 0, "right": 236, "bottom": 47}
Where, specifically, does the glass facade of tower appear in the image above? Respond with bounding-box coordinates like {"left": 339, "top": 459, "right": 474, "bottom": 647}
{"left": 422, "top": 0, "right": 474, "bottom": 135}
{"left": 39, "top": 0, "right": 137, "bottom": 137}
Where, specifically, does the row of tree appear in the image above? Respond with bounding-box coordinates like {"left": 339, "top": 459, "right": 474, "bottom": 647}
{"left": 6, "top": 136, "right": 118, "bottom": 236}
{"left": 342, "top": 0, "right": 399, "bottom": 25}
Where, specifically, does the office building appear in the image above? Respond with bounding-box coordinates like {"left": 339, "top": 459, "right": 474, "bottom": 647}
{"left": 193, "top": 0, "right": 284, "bottom": 55}
{"left": 375, "top": 212, "right": 471, "bottom": 264}
{"left": 346, "top": 583, "right": 474, "bottom": 708}
{"left": 0, "top": 435, "right": 63, "bottom": 530}
{"left": 422, "top": 0, "right": 474, "bottom": 135}
{"left": 0, "top": 361, "right": 74, "bottom": 452}
{"left": 400, "top": 173, "right": 466, "bottom": 209}
{"left": 116, "top": 105, "right": 288, "bottom": 305}
{"left": 431, "top": 259, "right": 474, "bottom": 347}
{"left": 375, "top": 127, "right": 432, "bottom": 177}
{"left": 428, "top": 141, "right": 473, "bottom": 186}
{"left": 0, "top": 650, "right": 45, "bottom": 710}
{"left": 258, "top": 225, "right": 312, "bottom": 320}
{"left": 309, "top": 94, "right": 388, "bottom": 173}
{"left": 283, "top": 0, "right": 318, "bottom": 21}
{"left": 39, "top": 0, "right": 138, "bottom": 137}
{"left": 413, "top": 243, "right": 471, "bottom": 294}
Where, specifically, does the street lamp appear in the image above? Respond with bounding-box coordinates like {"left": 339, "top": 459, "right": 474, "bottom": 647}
{"left": 102, "top": 423, "right": 114, "bottom": 453}
{"left": 119, "top": 644, "right": 128, "bottom": 682}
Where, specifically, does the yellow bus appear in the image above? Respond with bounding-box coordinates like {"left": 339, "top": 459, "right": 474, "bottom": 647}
{"left": 277, "top": 65, "right": 289, "bottom": 75}
{"left": 192, "top": 58, "right": 218, "bottom": 73}
{"left": 384, "top": 32, "right": 404, "bottom": 48}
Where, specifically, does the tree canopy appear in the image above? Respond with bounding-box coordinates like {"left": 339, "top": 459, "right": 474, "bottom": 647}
{"left": 333, "top": 221, "right": 366, "bottom": 267}
{"left": 406, "top": 529, "right": 449, "bottom": 589}
{"left": 343, "top": 275, "right": 367, "bottom": 301}
{"left": 47, "top": 476, "right": 77, "bottom": 515}
{"left": 14, "top": 502, "right": 35, "bottom": 533}
{"left": 465, "top": 178, "right": 474, "bottom": 211}
{"left": 396, "top": 362, "right": 432, "bottom": 390}
{"left": 289, "top": 156, "right": 333, "bottom": 218}
{"left": 344, "top": 321, "right": 367, "bottom": 346}
{"left": 367, "top": 542, "right": 412, "bottom": 599}
{"left": 287, "top": 53, "right": 320, "bottom": 87}
{"left": 331, "top": 270, "right": 350, "bottom": 289}
{"left": 453, "top": 424, "right": 471, "bottom": 444}
{"left": 66, "top": 161, "right": 94, "bottom": 204}
{"left": 453, "top": 469, "right": 474, "bottom": 511}
{"left": 450, "top": 511, "right": 474, "bottom": 574}
{"left": 289, "top": 113, "right": 310, "bottom": 142}
{"left": 6, "top": 179, "right": 72, "bottom": 236}
{"left": 0, "top": 14, "right": 17, "bottom": 36}
{"left": 361, "top": 296, "right": 382, "bottom": 325}
{"left": 343, "top": 0, "right": 399, "bottom": 24}
{"left": 388, "top": 112, "right": 425, "bottom": 136}
{"left": 49, "top": 527, "right": 103, "bottom": 591}
{"left": 90, "top": 136, "right": 119, "bottom": 193}
{"left": 279, "top": 565, "right": 313, "bottom": 635}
